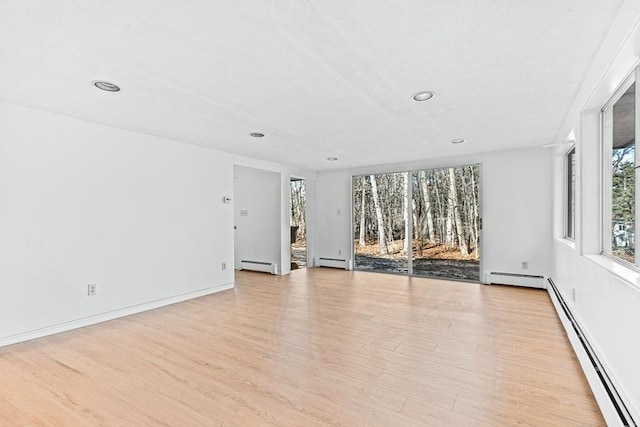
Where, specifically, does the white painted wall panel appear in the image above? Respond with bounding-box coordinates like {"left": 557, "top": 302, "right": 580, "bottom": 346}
{"left": 0, "top": 103, "right": 235, "bottom": 339}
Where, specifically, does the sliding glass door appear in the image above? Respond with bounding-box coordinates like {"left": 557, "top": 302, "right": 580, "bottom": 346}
{"left": 353, "top": 165, "right": 480, "bottom": 281}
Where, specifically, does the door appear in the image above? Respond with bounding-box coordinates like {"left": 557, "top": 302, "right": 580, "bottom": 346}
{"left": 352, "top": 165, "right": 481, "bottom": 281}
{"left": 411, "top": 165, "right": 480, "bottom": 281}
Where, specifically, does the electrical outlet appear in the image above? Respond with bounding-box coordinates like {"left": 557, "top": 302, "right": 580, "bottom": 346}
{"left": 338, "top": 249, "right": 342, "bottom": 256}
{"left": 521, "top": 261, "right": 528, "bottom": 270}
{"left": 87, "top": 283, "right": 96, "bottom": 296}
{"left": 572, "top": 288, "right": 576, "bottom": 301}
{"left": 222, "top": 262, "right": 227, "bottom": 270}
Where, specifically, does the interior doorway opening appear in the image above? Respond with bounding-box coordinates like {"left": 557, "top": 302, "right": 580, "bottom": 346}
{"left": 290, "top": 178, "right": 307, "bottom": 269}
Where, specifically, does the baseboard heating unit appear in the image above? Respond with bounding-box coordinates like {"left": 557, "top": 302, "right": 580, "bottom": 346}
{"left": 316, "top": 257, "right": 350, "bottom": 269}
{"left": 547, "top": 278, "right": 637, "bottom": 427}
{"left": 485, "top": 271, "right": 546, "bottom": 288}
{"left": 240, "top": 260, "right": 277, "bottom": 274}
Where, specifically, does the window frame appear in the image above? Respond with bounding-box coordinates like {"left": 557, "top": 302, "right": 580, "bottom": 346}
{"left": 565, "top": 146, "right": 576, "bottom": 241}
{"left": 601, "top": 66, "right": 639, "bottom": 268}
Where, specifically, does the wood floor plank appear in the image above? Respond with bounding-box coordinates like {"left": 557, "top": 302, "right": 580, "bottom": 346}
{"left": 402, "top": 396, "right": 493, "bottom": 427}
{"left": 0, "top": 268, "right": 604, "bottom": 425}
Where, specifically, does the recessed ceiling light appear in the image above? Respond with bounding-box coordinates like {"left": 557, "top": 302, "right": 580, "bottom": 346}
{"left": 93, "top": 80, "right": 120, "bottom": 92}
{"left": 451, "top": 138, "right": 466, "bottom": 144}
{"left": 327, "top": 157, "right": 338, "bottom": 161}
{"left": 250, "top": 132, "right": 265, "bottom": 138}
{"left": 411, "top": 91, "right": 435, "bottom": 102}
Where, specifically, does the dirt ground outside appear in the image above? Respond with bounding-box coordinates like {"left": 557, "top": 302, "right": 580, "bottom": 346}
{"left": 354, "top": 240, "right": 480, "bottom": 281}
{"left": 291, "top": 240, "right": 479, "bottom": 280}
{"left": 291, "top": 245, "right": 306, "bottom": 269}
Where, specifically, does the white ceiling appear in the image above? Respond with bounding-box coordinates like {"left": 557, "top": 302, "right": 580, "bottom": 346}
{"left": 0, "top": 0, "right": 624, "bottom": 171}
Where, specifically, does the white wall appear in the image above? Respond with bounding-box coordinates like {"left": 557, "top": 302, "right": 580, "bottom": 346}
{"left": 233, "top": 166, "right": 281, "bottom": 271}
{"left": 315, "top": 147, "right": 553, "bottom": 281}
{"left": 0, "top": 102, "right": 236, "bottom": 341}
{"left": 0, "top": 102, "right": 315, "bottom": 346}
{"left": 549, "top": 3, "right": 640, "bottom": 420}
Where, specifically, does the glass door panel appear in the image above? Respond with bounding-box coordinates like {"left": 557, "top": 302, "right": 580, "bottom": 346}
{"left": 353, "top": 172, "right": 409, "bottom": 274}
{"left": 411, "top": 166, "right": 480, "bottom": 281}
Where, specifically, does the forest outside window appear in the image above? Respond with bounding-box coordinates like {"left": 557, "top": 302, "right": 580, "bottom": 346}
{"left": 566, "top": 147, "right": 575, "bottom": 240}
{"left": 602, "top": 67, "right": 638, "bottom": 267}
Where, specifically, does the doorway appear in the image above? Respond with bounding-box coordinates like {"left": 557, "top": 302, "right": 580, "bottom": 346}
{"left": 290, "top": 178, "right": 307, "bottom": 269}
{"left": 352, "top": 165, "right": 480, "bottom": 281}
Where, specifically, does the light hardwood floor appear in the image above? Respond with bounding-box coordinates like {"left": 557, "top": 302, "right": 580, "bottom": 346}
{"left": 0, "top": 268, "right": 604, "bottom": 426}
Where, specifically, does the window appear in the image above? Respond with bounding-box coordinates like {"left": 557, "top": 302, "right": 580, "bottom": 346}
{"left": 602, "top": 67, "right": 638, "bottom": 266}
{"left": 566, "top": 147, "right": 576, "bottom": 240}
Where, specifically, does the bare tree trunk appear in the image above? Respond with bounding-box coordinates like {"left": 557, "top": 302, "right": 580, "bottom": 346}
{"left": 369, "top": 175, "right": 388, "bottom": 254}
{"left": 441, "top": 170, "right": 452, "bottom": 247}
{"left": 388, "top": 208, "right": 394, "bottom": 249}
{"left": 290, "top": 180, "right": 306, "bottom": 241}
{"left": 470, "top": 167, "right": 479, "bottom": 259}
{"left": 449, "top": 168, "right": 469, "bottom": 255}
{"left": 445, "top": 208, "right": 453, "bottom": 247}
{"left": 433, "top": 172, "right": 444, "bottom": 245}
{"left": 412, "top": 198, "right": 418, "bottom": 242}
{"left": 420, "top": 170, "right": 435, "bottom": 243}
{"left": 403, "top": 172, "right": 410, "bottom": 255}
{"left": 359, "top": 177, "right": 366, "bottom": 247}
{"left": 461, "top": 170, "right": 474, "bottom": 254}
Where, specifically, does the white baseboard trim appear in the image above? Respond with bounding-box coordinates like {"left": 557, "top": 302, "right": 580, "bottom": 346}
{"left": 240, "top": 260, "right": 277, "bottom": 274}
{"left": 0, "top": 282, "right": 234, "bottom": 348}
{"left": 484, "top": 272, "right": 546, "bottom": 288}
{"left": 547, "top": 279, "right": 636, "bottom": 426}
{"left": 316, "top": 257, "right": 350, "bottom": 269}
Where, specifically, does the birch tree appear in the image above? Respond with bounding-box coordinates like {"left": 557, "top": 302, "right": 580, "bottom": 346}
{"left": 403, "top": 172, "right": 410, "bottom": 255}
{"left": 449, "top": 168, "right": 469, "bottom": 255}
{"left": 420, "top": 170, "right": 435, "bottom": 243}
{"left": 369, "top": 175, "right": 388, "bottom": 254}
{"left": 359, "top": 176, "right": 366, "bottom": 247}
